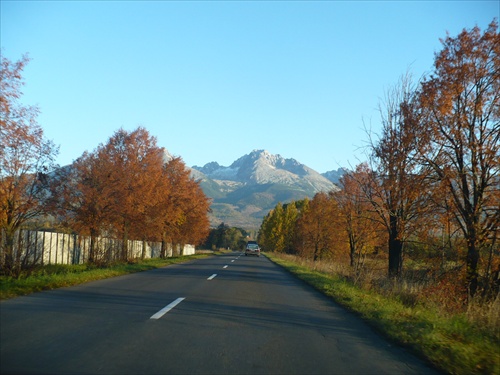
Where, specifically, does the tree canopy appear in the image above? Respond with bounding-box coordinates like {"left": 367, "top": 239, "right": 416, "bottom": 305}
{"left": 1, "top": 54, "right": 59, "bottom": 274}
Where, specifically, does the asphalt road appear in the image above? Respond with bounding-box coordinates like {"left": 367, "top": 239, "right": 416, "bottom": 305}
{"left": 0, "top": 253, "right": 440, "bottom": 375}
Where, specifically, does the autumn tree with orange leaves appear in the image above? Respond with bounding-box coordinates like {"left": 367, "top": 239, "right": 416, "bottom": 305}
{"left": 415, "top": 21, "right": 500, "bottom": 295}
{"left": 50, "top": 128, "right": 165, "bottom": 262}
{"left": 159, "top": 156, "right": 210, "bottom": 256}
{"left": 295, "top": 192, "right": 340, "bottom": 261}
{"left": 99, "top": 128, "right": 166, "bottom": 260}
{"left": 332, "top": 164, "right": 383, "bottom": 272}
{"left": 53, "top": 128, "right": 211, "bottom": 263}
{"left": 0, "top": 54, "right": 58, "bottom": 275}
{"left": 50, "top": 150, "right": 118, "bottom": 263}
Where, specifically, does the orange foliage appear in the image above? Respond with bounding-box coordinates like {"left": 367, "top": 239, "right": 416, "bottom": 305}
{"left": 160, "top": 157, "right": 211, "bottom": 254}
{"left": 418, "top": 20, "right": 499, "bottom": 295}
{"left": 295, "top": 192, "right": 343, "bottom": 261}
{"left": 53, "top": 128, "right": 210, "bottom": 262}
{"left": 333, "top": 164, "right": 384, "bottom": 270}
{"left": 1, "top": 54, "right": 58, "bottom": 274}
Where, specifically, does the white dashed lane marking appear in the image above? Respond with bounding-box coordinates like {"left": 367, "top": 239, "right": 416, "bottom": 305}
{"left": 207, "top": 274, "right": 217, "bottom": 280}
{"left": 150, "top": 297, "right": 185, "bottom": 320}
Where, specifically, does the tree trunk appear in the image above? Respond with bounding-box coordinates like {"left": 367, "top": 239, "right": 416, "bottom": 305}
{"left": 89, "top": 228, "right": 98, "bottom": 264}
{"left": 313, "top": 239, "right": 320, "bottom": 262}
{"left": 160, "top": 234, "right": 167, "bottom": 259}
{"left": 122, "top": 222, "right": 129, "bottom": 261}
{"left": 349, "top": 232, "right": 356, "bottom": 267}
{"left": 141, "top": 240, "right": 147, "bottom": 260}
{"left": 15, "top": 230, "right": 23, "bottom": 269}
{"left": 2, "top": 226, "right": 16, "bottom": 276}
{"left": 466, "top": 235, "right": 479, "bottom": 297}
{"left": 388, "top": 215, "right": 403, "bottom": 278}
{"left": 388, "top": 236, "right": 403, "bottom": 279}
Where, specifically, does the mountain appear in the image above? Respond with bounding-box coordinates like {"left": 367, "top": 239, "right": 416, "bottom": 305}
{"left": 322, "top": 167, "right": 347, "bottom": 185}
{"left": 191, "top": 150, "right": 340, "bottom": 229}
{"left": 53, "top": 149, "right": 344, "bottom": 230}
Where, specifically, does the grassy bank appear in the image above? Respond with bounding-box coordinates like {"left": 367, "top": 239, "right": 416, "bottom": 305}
{"left": 265, "top": 252, "right": 499, "bottom": 375}
{"left": 0, "top": 254, "right": 210, "bottom": 300}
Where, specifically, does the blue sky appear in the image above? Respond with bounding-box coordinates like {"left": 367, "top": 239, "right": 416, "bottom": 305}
{"left": 1, "top": 1, "right": 498, "bottom": 173}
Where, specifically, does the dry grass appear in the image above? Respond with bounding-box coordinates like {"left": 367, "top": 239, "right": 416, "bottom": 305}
{"left": 467, "top": 296, "right": 500, "bottom": 332}
{"left": 271, "top": 252, "right": 500, "bottom": 334}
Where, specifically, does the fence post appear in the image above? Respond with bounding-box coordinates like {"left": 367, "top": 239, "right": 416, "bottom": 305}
{"left": 55, "top": 232, "right": 59, "bottom": 264}
{"left": 66, "top": 234, "right": 70, "bottom": 265}
{"left": 49, "top": 232, "right": 52, "bottom": 264}
{"left": 62, "top": 233, "right": 67, "bottom": 265}
{"left": 41, "top": 231, "right": 45, "bottom": 266}
{"left": 33, "top": 231, "right": 38, "bottom": 265}
{"left": 72, "top": 234, "right": 77, "bottom": 264}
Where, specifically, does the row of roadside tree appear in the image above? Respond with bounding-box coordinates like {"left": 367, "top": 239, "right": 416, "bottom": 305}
{"left": 1, "top": 56, "right": 211, "bottom": 276}
{"left": 259, "top": 21, "right": 499, "bottom": 300}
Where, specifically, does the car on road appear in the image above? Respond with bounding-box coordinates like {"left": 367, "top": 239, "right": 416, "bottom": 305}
{"left": 245, "top": 241, "right": 261, "bottom": 256}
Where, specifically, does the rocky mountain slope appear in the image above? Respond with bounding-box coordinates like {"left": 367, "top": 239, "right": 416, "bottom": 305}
{"left": 190, "top": 150, "right": 343, "bottom": 229}
{"left": 322, "top": 167, "right": 348, "bottom": 185}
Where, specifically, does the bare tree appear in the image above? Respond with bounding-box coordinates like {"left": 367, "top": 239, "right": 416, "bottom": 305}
{"left": 366, "top": 73, "right": 433, "bottom": 278}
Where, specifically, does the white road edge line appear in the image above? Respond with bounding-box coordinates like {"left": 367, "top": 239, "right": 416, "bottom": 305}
{"left": 150, "top": 297, "right": 185, "bottom": 320}
{"left": 208, "top": 273, "right": 217, "bottom": 280}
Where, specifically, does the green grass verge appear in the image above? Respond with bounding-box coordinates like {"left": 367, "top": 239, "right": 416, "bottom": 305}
{"left": 0, "top": 254, "right": 210, "bottom": 300}
{"left": 265, "top": 252, "right": 499, "bottom": 375}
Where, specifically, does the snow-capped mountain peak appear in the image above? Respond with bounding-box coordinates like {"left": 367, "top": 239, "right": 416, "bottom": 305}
{"left": 189, "top": 149, "right": 345, "bottom": 228}
{"left": 193, "top": 149, "right": 337, "bottom": 191}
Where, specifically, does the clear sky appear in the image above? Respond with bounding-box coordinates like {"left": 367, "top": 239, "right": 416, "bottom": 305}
{"left": 1, "top": 1, "right": 498, "bottom": 173}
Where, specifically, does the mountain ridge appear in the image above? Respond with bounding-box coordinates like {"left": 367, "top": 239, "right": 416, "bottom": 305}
{"left": 53, "top": 149, "right": 345, "bottom": 231}
{"left": 190, "top": 149, "right": 345, "bottom": 229}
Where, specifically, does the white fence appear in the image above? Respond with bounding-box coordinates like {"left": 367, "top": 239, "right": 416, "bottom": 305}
{"left": 3, "top": 230, "right": 195, "bottom": 266}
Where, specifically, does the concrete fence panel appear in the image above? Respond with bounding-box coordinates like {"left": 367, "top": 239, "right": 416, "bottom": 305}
{"left": 1, "top": 229, "right": 195, "bottom": 267}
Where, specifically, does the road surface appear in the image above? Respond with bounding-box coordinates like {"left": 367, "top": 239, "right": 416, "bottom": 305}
{"left": 0, "top": 253, "right": 440, "bottom": 374}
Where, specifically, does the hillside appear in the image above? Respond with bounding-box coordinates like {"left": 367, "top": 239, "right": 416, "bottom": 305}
{"left": 191, "top": 150, "right": 343, "bottom": 229}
